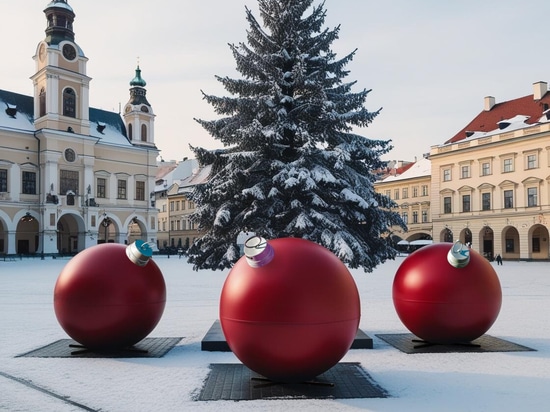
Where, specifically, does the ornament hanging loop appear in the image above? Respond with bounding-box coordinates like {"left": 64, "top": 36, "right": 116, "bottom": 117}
{"left": 447, "top": 241, "right": 470, "bottom": 268}
{"left": 126, "top": 239, "right": 153, "bottom": 266}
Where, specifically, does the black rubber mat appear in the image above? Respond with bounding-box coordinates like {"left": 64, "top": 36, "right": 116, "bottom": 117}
{"left": 201, "top": 320, "right": 373, "bottom": 351}
{"left": 196, "top": 362, "right": 389, "bottom": 401}
{"left": 17, "top": 337, "right": 182, "bottom": 358}
{"left": 376, "top": 333, "right": 536, "bottom": 354}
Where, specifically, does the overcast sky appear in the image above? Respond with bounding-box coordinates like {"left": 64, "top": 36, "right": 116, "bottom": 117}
{"left": 2, "top": 0, "right": 550, "bottom": 163}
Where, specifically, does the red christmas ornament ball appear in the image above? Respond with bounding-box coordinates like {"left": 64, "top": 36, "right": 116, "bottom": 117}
{"left": 220, "top": 237, "right": 361, "bottom": 382}
{"left": 54, "top": 242, "right": 166, "bottom": 349}
{"left": 392, "top": 242, "right": 502, "bottom": 343}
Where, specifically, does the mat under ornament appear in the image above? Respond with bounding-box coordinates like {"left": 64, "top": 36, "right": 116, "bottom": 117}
{"left": 376, "top": 333, "right": 536, "bottom": 354}
{"left": 196, "top": 362, "right": 389, "bottom": 401}
{"left": 17, "top": 337, "right": 182, "bottom": 358}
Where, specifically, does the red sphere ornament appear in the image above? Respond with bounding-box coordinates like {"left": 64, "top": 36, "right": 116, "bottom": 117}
{"left": 392, "top": 242, "right": 502, "bottom": 344}
{"left": 54, "top": 241, "right": 166, "bottom": 349}
{"left": 220, "top": 237, "right": 361, "bottom": 382}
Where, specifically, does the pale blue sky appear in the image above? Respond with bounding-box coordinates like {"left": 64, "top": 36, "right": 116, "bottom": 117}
{"left": 2, "top": 0, "right": 550, "bottom": 163}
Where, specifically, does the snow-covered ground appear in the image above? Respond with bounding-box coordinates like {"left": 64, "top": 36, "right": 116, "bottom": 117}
{"left": 0, "top": 254, "right": 548, "bottom": 411}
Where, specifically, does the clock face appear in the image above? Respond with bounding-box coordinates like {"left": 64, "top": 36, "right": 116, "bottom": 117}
{"left": 62, "top": 44, "right": 77, "bottom": 61}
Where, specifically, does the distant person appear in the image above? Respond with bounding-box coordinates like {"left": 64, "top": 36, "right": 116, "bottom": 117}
{"left": 495, "top": 254, "right": 503, "bottom": 265}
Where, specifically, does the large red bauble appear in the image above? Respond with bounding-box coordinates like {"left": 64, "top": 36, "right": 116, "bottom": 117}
{"left": 54, "top": 243, "right": 166, "bottom": 349}
{"left": 220, "top": 237, "right": 361, "bottom": 383}
{"left": 393, "top": 243, "right": 502, "bottom": 343}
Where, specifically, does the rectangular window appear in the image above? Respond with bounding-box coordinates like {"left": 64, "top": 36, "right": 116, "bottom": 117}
{"left": 96, "top": 178, "right": 106, "bottom": 198}
{"left": 462, "top": 194, "right": 471, "bottom": 212}
{"left": 504, "top": 190, "right": 514, "bottom": 209}
{"left": 503, "top": 158, "right": 514, "bottom": 173}
{"left": 117, "top": 179, "right": 127, "bottom": 199}
{"left": 60, "top": 170, "right": 79, "bottom": 194}
{"left": 412, "top": 186, "right": 419, "bottom": 197}
{"left": 527, "top": 187, "right": 538, "bottom": 207}
{"left": 481, "top": 162, "right": 491, "bottom": 176}
{"left": 422, "top": 210, "right": 428, "bottom": 223}
{"left": 22, "top": 171, "right": 36, "bottom": 195}
{"left": 170, "top": 201, "right": 175, "bottom": 212}
{"left": 421, "top": 185, "right": 428, "bottom": 196}
{"left": 402, "top": 212, "right": 408, "bottom": 225}
{"left": 482, "top": 193, "right": 491, "bottom": 211}
{"left": 402, "top": 188, "right": 408, "bottom": 199}
{"left": 412, "top": 211, "right": 418, "bottom": 223}
{"left": 461, "top": 165, "right": 470, "bottom": 179}
{"left": 527, "top": 154, "right": 537, "bottom": 169}
{"left": 135, "top": 181, "right": 145, "bottom": 201}
{"left": 394, "top": 189, "right": 399, "bottom": 200}
{"left": 385, "top": 190, "right": 391, "bottom": 199}
{"left": 0, "top": 169, "right": 8, "bottom": 192}
{"left": 443, "top": 169, "right": 451, "bottom": 182}
{"left": 443, "top": 197, "right": 452, "bottom": 214}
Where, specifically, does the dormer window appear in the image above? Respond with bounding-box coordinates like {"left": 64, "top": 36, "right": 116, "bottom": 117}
{"left": 97, "top": 122, "right": 106, "bottom": 134}
{"left": 498, "top": 121, "right": 510, "bottom": 130}
{"left": 5, "top": 103, "right": 17, "bottom": 118}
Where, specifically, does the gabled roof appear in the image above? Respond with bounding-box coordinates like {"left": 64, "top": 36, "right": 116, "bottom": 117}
{"left": 380, "top": 157, "right": 431, "bottom": 183}
{"left": 446, "top": 92, "right": 550, "bottom": 144}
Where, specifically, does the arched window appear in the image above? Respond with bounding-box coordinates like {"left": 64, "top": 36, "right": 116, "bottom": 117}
{"left": 128, "top": 123, "right": 133, "bottom": 139}
{"left": 63, "top": 87, "right": 76, "bottom": 118}
{"left": 141, "top": 124, "right": 147, "bottom": 142}
{"left": 39, "top": 88, "right": 46, "bottom": 117}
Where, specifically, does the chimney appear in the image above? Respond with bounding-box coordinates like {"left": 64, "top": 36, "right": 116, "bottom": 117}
{"left": 484, "top": 96, "right": 496, "bottom": 111}
{"left": 533, "top": 81, "right": 548, "bottom": 100}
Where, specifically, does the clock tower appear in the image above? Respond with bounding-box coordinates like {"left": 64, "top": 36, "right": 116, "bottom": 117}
{"left": 123, "top": 66, "right": 156, "bottom": 147}
{"left": 31, "top": 0, "right": 91, "bottom": 135}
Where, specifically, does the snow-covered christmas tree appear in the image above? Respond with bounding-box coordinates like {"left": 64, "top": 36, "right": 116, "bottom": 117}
{"left": 188, "top": 0, "right": 405, "bottom": 271}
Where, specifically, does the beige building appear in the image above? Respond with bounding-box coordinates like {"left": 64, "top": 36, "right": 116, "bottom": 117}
{"left": 375, "top": 157, "right": 433, "bottom": 250}
{"left": 430, "top": 81, "right": 550, "bottom": 260}
{"left": 0, "top": 1, "right": 158, "bottom": 256}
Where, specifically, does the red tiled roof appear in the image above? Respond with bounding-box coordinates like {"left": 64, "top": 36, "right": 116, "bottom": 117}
{"left": 446, "top": 92, "right": 550, "bottom": 144}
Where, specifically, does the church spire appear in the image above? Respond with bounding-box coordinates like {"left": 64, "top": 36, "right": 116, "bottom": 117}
{"left": 43, "top": 0, "right": 76, "bottom": 45}
{"left": 129, "top": 65, "right": 151, "bottom": 106}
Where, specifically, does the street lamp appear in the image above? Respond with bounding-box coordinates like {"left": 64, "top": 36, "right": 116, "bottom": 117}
{"left": 102, "top": 215, "right": 112, "bottom": 243}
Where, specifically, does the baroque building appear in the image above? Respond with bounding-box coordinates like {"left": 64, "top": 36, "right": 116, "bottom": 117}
{"left": 430, "top": 81, "right": 550, "bottom": 260}
{"left": 0, "top": 0, "right": 158, "bottom": 256}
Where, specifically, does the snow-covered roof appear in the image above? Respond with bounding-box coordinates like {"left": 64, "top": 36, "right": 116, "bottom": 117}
{"left": 438, "top": 113, "right": 545, "bottom": 149}
{"left": 0, "top": 89, "right": 132, "bottom": 148}
{"left": 178, "top": 164, "right": 212, "bottom": 193}
{"left": 154, "top": 159, "right": 200, "bottom": 193}
{"left": 380, "top": 157, "right": 431, "bottom": 183}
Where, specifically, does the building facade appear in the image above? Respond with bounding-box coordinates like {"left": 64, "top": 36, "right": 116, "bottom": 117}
{"left": 0, "top": 0, "right": 159, "bottom": 256}
{"left": 430, "top": 81, "right": 550, "bottom": 260}
{"left": 374, "top": 157, "right": 433, "bottom": 251}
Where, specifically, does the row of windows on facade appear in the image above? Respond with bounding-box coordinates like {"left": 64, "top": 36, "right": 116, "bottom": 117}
{"left": 442, "top": 188, "right": 539, "bottom": 214}
{"left": 442, "top": 153, "right": 541, "bottom": 182}
{"left": 38, "top": 88, "right": 148, "bottom": 141}
{"left": 0, "top": 169, "right": 146, "bottom": 201}
{"left": 401, "top": 210, "right": 430, "bottom": 225}
{"left": 384, "top": 184, "right": 429, "bottom": 201}
{"left": 159, "top": 220, "right": 197, "bottom": 232}
{"left": 165, "top": 200, "right": 195, "bottom": 212}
